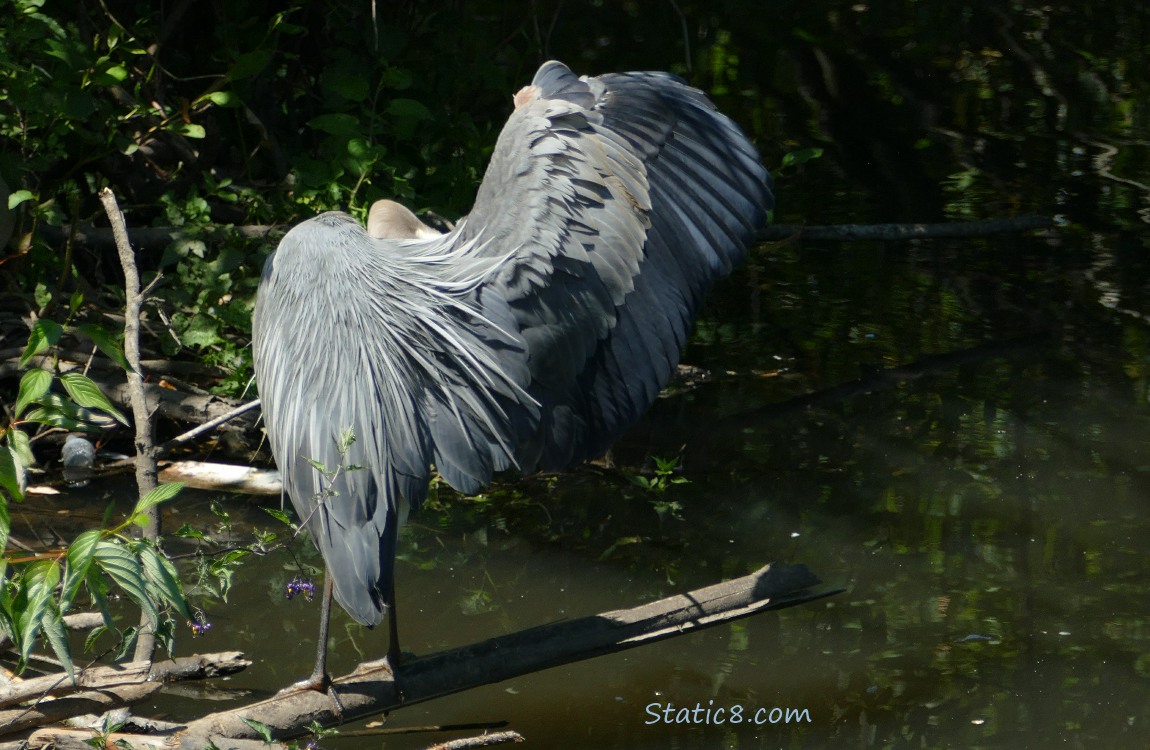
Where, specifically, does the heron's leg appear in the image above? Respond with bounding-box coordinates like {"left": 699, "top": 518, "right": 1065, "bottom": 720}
{"left": 308, "top": 574, "right": 335, "bottom": 686}
{"left": 387, "top": 577, "right": 401, "bottom": 668}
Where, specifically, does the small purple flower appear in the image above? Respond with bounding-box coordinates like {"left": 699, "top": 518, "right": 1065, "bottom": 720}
{"left": 190, "top": 610, "right": 212, "bottom": 637}
{"left": 286, "top": 575, "right": 316, "bottom": 602}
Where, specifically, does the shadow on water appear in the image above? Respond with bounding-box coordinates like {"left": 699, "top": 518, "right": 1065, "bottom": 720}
{"left": 40, "top": 1, "right": 1150, "bottom": 747}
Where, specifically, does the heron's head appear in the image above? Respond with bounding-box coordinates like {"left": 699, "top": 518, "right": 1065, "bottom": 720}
{"left": 367, "top": 200, "right": 442, "bottom": 240}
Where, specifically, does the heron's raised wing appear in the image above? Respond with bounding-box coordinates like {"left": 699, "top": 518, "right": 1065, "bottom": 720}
{"left": 449, "top": 60, "right": 773, "bottom": 469}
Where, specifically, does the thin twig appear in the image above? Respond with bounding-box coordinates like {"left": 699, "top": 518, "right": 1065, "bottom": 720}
{"left": 98, "top": 187, "right": 159, "bottom": 664}
{"left": 423, "top": 731, "right": 525, "bottom": 750}
{"left": 155, "top": 399, "right": 261, "bottom": 456}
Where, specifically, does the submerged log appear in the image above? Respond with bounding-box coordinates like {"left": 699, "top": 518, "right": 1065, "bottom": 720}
{"left": 172, "top": 563, "right": 835, "bottom": 748}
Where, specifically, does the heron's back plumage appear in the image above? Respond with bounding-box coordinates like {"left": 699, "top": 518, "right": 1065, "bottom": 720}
{"left": 252, "top": 60, "right": 771, "bottom": 627}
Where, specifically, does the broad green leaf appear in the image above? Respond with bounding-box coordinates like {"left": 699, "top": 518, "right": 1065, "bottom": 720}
{"left": 386, "top": 98, "right": 432, "bottom": 121}
{"left": 7, "top": 429, "right": 33, "bottom": 467}
{"left": 227, "top": 49, "right": 273, "bottom": 81}
{"left": 94, "top": 540, "right": 158, "bottom": 627}
{"left": 59, "top": 372, "right": 129, "bottom": 426}
{"left": 180, "top": 123, "right": 206, "bottom": 139}
{"left": 61, "top": 529, "right": 102, "bottom": 611}
{"left": 8, "top": 189, "right": 34, "bottom": 210}
{"left": 0, "top": 446, "right": 23, "bottom": 503}
{"left": 139, "top": 545, "right": 191, "bottom": 620}
{"left": 39, "top": 604, "right": 75, "bottom": 682}
{"left": 17, "top": 560, "right": 60, "bottom": 666}
{"left": 132, "top": 482, "right": 184, "bottom": 517}
{"left": 0, "top": 488, "right": 10, "bottom": 551}
{"left": 77, "top": 323, "right": 131, "bottom": 371}
{"left": 15, "top": 369, "right": 52, "bottom": 418}
{"left": 307, "top": 112, "right": 359, "bottom": 137}
{"left": 22, "top": 405, "right": 86, "bottom": 431}
{"left": 19, "top": 319, "right": 63, "bottom": 367}
{"left": 205, "top": 90, "right": 237, "bottom": 107}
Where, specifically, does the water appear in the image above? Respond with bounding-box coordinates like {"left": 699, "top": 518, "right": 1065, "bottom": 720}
{"left": 50, "top": 2, "right": 1150, "bottom": 747}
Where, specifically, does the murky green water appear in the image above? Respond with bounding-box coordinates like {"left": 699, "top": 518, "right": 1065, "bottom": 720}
{"left": 95, "top": 3, "right": 1150, "bottom": 748}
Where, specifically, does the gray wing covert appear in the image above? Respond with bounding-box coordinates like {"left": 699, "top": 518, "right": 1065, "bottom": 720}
{"left": 452, "top": 60, "right": 773, "bottom": 469}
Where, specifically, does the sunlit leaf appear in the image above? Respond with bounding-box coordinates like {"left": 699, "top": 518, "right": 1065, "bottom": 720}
{"left": 17, "top": 560, "right": 60, "bottom": 666}
{"left": 94, "top": 540, "right": 157, "bottom": 627}
{"left": 19, "top": 319, "right": 63, "bottom": 367}
{"left": 0, "top": 446, "right": 24, "bottom": 503}
{"left": 15, "top": 369, "right": 52, "bottom": 418}
{"left": 180, "top": 123, "right": 206, "bottom": 139}
{"left": 61, "top": 529, "right": 103, "bottom": 612}
{"left": 132, "top": 482, "right": 184, "bottom": 518}
{"left": 8, "top": 189, "right": 34, "bottom": 210}
{"left": 59, "top": 371, "right": 129, "bottom": 426}
{"left": 22, "top": 405, "right": 86, "bottom": 431}
{"left": 139, "top": 545, "right": 191, "bottom": 620}
{"left": 39, "top": 604, "right": 75, "bottom": 682}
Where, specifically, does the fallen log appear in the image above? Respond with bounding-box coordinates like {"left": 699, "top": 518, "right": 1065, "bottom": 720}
{"left": 0, "top": 682, "right": 161, "bottom": 735}
{"left": 0, "top": 652, "right": 250, "bottom": 725}
{"left": 171, "top": 562, "right": 835, "bottom": 748}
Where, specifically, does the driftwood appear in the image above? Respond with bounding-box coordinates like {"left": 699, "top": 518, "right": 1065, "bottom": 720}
{"left": 40, "top": 215, "right": 1052, "bottom": 254}
{"left": 0, "top": 653, "right": 250, "bottom": 740}
{"left": 158, "top": 460, "right": 280, "bottom": 495}
{"left": 0, "top": 682, "right": 162, "bottom": 735}
{"left": 0, "top": 652, "right": 250, "bottom": 710}
{"left": 168, "top": 562, "right": 833, "bottom": 748}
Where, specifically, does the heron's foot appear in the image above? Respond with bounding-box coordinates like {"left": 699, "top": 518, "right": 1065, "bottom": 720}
{"left": 277, "top": 673, "right": 346, "bottom": 714}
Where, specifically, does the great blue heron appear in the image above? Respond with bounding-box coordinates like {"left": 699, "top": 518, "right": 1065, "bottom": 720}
{"left": 252, "top": 60, "right": 773, "bottom": 689}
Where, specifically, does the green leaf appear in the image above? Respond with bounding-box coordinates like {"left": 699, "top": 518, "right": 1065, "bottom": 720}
{"left": 15, "top": 369, "right": 52, "bottom": 418}
{"left": 132, "top": 482, "right": 184, "bottom": 518}
{"left": 205, "top": 90, "right": 237, "bottom": 107}
{"left": 39, "top": 604, "right": 75, "bottom": 682}
{"left": 8, "top": 189, "right": 34, "bottom": 210}
{"left": 77, "top": 324, "right": 131, "bottom": 371}
{"left": 23, "top": 405, "right": 87, "bottom": 432}
{"left": 262, "top": 507, "right": 295, "bottom": 526}
{"left": 8, "top": 429, "right": 33, "bottom": 467}
{"left": 139, "top": 545, "right": 191, "bottom": 620}
{"left": 17, "top": 560, "right": 61, "bottom": 666}
{"left": 59, "top": 372, "right": 130, "bottom": 426}
{"left": 240, "top": 718, "right": 273, "bottom": 744}
{"left": 386, "top": 98, "right": 432, "bottom": 121}
{"left": 0, "top": 485, "right": 10, "bottom": 550}
{"left": 307, "top": 112, "right": 359, "bottom": 137}
{"left": 61, "top": 529, "right": 103, "bottom": 612}
{"left": 179, "top": 123, "right": 206, "bottom": 139}
{"left": 780, "top": 147, "right": 824, "bottom": 169}
{"left": 227, "top": 49, "right": 273, "bottom": 81}
{"left": 0, "top": 445, "right": 24, "bottom": 503}
{"left": 94, "top": 540, "right": 158, "bottom": 627}
{"left": 19, "top": 319, "right": 63, "bottom": 367}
